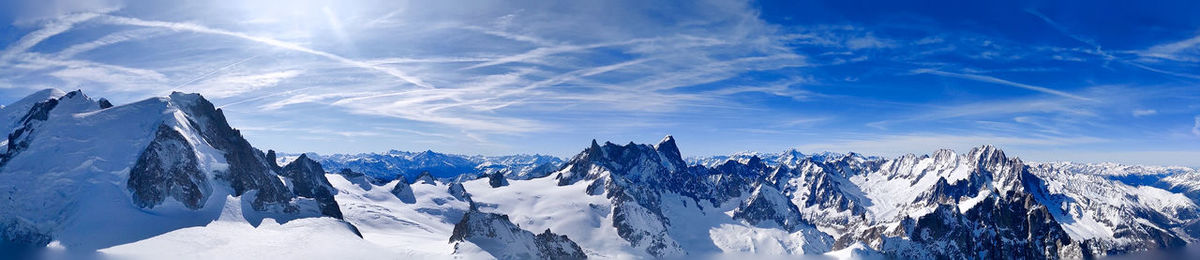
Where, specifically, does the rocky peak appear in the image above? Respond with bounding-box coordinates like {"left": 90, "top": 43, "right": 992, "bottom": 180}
{"left": 588, "top": 139, "right": 603, "bottom": 156}
{"left": 414, "top": 171, "right": 437, "bottom": 185}
{"left": 413, "top": 149, "right": 441, "bottom": 159}
{"left": 127, "top": 124, "right": 211, "bottom": 210}
{"left": 967, "top": 145, "right": 1007, "bottom": 166}
{"left": 965, "top": 145, "right": 1028, "bottom": 193}
{"left": 164, "top": 92, "right": 296, "bottom": 212}
{"left": 16, "top": 96, "right": 58, "bottom": 126}
{"left": 266, "top": 149, "right": 282, "bottom": 171}
{"left": 557, "top": 138, "right": 683, "bottom": 186}
{"left": 448, "top": 182, "right": 472, "bottom": 202}
{"left": 534, "top": 229, "right": 588, "bottom": 260}
{"left": 53, "top": 90, "right": 101, "bottom": 114}
{"left": 488, "top": 171, "right": 509, "bottom": 188}
{"left": 450, "top": 207, "right": 587, "bottom": 259}
{"left": 280, "top": 154, "right": 343, "bottom": 219}
{"left": 97, "top": 98, "right": 113, "bottom": 109}
{"left": 931, "top": 149, "right": 956, "bottom": 162}
{"left": 653, "top": 135, "right": 686, "bottom": 171}
{"left": 0, "top": 89, "right": 65, "bottom": 134}
{"left": 390, "top": 176, "right": 416, "bottom": 203}
{"left": 778, "top": 149, "right": 806, "bottom": 166}
{"left": 282, "top": 154, "right": 321, "bottom": 173}
{"left": 734, "top": 184, "right": 809, "bottom": 231}
{"left": 715, "top": 155, "right": 768, "bottom": 178}
{"left": 2, "top": 89, "right": 103, "bottom": 167}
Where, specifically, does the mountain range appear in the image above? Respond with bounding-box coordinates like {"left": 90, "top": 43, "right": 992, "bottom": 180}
{"left": 2, "top": 89, "right": 1199, "bottom": 259}
{"left": 279, "top": 150, "right": 562, "bottom": 183}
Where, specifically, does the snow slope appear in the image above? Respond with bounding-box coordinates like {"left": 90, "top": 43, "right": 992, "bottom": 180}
{"left": 0, "top": 89, "right": 359, "bottom": 258}
{"left": 327, "top": 174, "right": 469, "bottom": 258}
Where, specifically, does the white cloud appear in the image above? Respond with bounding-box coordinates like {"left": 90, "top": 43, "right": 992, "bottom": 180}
{"left": 912, "top": 69, "right": 1095, "bottom": 101}
{"left": 1193, "top": 115, "right": 1200, "bottom": 137}
{"left": 2, "top": 9, "right": 113, "bottom": 59}
{"left": 6, "top": 0, "right": 1192, "bottom": 161}
{"left": 184, "top": 70, "right": 303, "bottom": 98}
{"left": 96, "top": 15, "right": 433, "bottom": 88}
{"left": 55, "top": 28, "right": 166, "bottom": 58}
{"left": 846, "top": 33, "right": 894, "bottom": 50}
{"left": 1132, "top": 109, "right": 1158, "bottom": 117}
{"left": 1142, "top": 34, "right": 1200, "bottom": 62}
{"left": 3, "top": 0, "right": 120, "bottom": 24}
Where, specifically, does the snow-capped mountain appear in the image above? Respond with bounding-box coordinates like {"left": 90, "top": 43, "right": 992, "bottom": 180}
{"left": 2, "top": 88, "right": 1199, "bottom": 259}
{"left": 289, "top": 150, "right": 563, "bottom": 183}
{"left": 1028, "top": 162, "right": 1199, "bottom": 255}
{"left": 0, "top": 89, "right": 361, "bottom": 257}
{"left": 450, "top": 206, "right": 587, "bottom": 259}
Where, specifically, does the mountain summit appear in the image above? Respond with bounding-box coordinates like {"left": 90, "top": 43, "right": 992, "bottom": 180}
{"left": 0, "top": 89, "right": 354, "bottom": 253}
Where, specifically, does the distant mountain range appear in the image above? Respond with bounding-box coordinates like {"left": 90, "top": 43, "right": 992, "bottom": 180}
{"left": 2, "top": 89, "right": 1199, "bottom": 259}
{"left": 277, "top": 150, "right": 563, "bottom": 183}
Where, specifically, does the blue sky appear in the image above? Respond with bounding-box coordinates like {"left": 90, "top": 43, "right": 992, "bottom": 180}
{"left": 1, "top": 0, "right": 1199, "bottom": 166}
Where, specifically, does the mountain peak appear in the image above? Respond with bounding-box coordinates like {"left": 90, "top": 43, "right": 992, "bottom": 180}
{"left": 586, "top": 139, "right": 604, "bottom": 157}
{"left": 972, "top": 144, "right": 999, "bottom": 153}
{"left": 166, "top": 91, "right": 205, "bottom": 105}
{"left": 655, "top": 135, "right": 686, "bottom": 172}
{"left": 657, "top": 135, "right": 675, "bottom": 146}
{"left": 968, "top": 144, "right": 1008, "bottom": 163}
{"left": 62, "top": 89, "right": 84, "bottom": 98}
{"left": 22, "top": 88, "right": 67, "bottom": 103}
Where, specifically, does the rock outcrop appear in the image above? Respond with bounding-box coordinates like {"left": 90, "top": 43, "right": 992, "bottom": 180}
{"left": 450, "top": 208, "right": 586, "bottom": 259}
{"left": 127, "top": 124, "right": 211, "bottom": 209}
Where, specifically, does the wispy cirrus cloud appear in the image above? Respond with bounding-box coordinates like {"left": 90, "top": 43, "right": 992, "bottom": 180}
{"left": 1133, "top": 109, "right": 1158, "bottom": 117}
{"left": 94, "top": 15, "right": 433, "bottom": 88}
{"left": 1193, "top": 115, "right": 1200, "bottom": 137}
{"left": 911, "top": 69, "right": 1095, "bottom": 101}
{"left": 1, "top": 0, "right": 1197, "bottom": 162}
{"left": 182, "top": 70, "right": 303, "bottom": 98}
{"left": 1140, "top": 35, "right": 1200, "bottom": 62}
{"left": 1, "top": 8, "right": 114, "bottom": 58}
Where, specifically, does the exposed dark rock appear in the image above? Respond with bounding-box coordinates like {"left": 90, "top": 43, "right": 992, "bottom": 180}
{"left": 0, "top": 218, "right": 52, "bottom": 250}
{"left": 450, "top": 208, "right": 587, "bottom": 259}
{"left": 97, "top": 98, "right": 113, "bottom": 109}
{"left": 266, "top": 149, "right": 282, "bottom": 172}
{"left": 884, "top": 190, "right": 1085, "bottom": 259}
{"left": 535, "top": 229, "right": 587, "bottom": 260}
{"left": 605, "top": 177, "right": 684, "bottom": 257}
{"left": 169, "top": 92, "right": 295, "bottom": 212}
{"left": 653, "top": 135, "right": 686, "bottom": 173}
{"left": 733, "top": 184, "right": 808, "bottom": 231}
{"left": 413, "top": 171, "right": 437, "bottom": 185}
{"left": 1, "top": 98, "right": 59, "bottom": 167}
{"left": 448, "top": 182, "right": 472, "bottom": 202}
{"left": 390, "top": 176, "right": 416, "bottom": 204}
{"left": 280, "top": 154, "right": 343, "bottom": 219}
{"left": 127, "top": 124, "right": 211, "bottom": 209}
{"left": 488, "top": 171, "right": 509, "bottom": 188}
{"left": 715, "top": 155, "right": 768, "bottom": 178}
